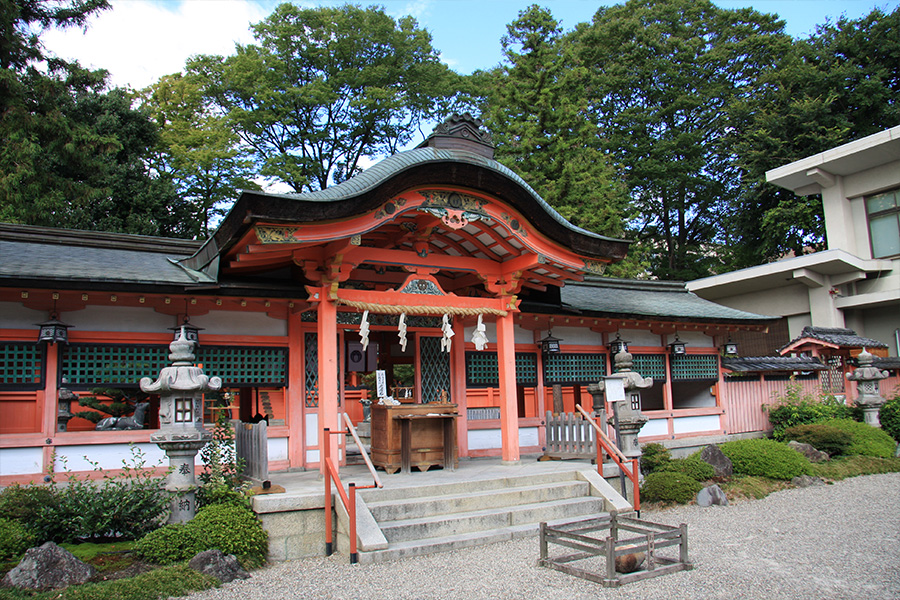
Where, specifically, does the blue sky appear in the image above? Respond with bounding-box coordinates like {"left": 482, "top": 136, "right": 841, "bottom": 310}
{"left": 43, "top": 0, "right": 900, "bottom": 90}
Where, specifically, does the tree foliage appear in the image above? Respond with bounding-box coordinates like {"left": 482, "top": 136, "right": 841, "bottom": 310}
{"left": 573, "top": 0, "right": 791, "bottom": 280}
{"left": 478, "top": 5, "right": 643, "bottom": 277}
{"left": 189, "top": 3, "right": 459, "bottom": 193}
{"left": 729, "top": 6, "right": 900, "bottom": 266}
{"left": 0, "top": 0, "right": 192, "bottom": 236}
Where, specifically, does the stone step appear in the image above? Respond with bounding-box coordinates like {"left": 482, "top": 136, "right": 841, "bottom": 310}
{"left": 357, "top": 513, "right": 597, "bottom": 565}
{"left": 358, "top": 469, "right": 579, "bottom": 503}
{"left": 379, "top": 496, "right": 606, "bottom": 543}
{"left": 365, "top": 480, "right": 590, "bottom": 521}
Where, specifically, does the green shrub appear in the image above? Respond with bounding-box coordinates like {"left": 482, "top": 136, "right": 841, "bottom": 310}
{"left": 61, "top": 564, "right": 218, "bottom": 600}
{"left": 0, "top": 518, "right": 36, "bottom": 561}
{"left": 661, "top": 455, "right": 715, "bottom": 481}
{"left": 134, "top": 503, "right": 268, "bottom": 568}
{"left": 766, "top": 384, "right": 854, "bottom": 439}
{"left": 0, "top": 484, "right": 57, "bottom": 525}
{"left": 782, "top": 423, "right": 853, "bottom": 456}
{"left": 819, "top": 418, "right": 896, "bottom": 458}
{"left": 640, "top": 443, "right": 671, "bottom": 475}
{"left": 879, "top": 389, "right": 900, "bottom": 444}
{"left": 719, "top": 438, "right": 811, "bottom": 480}
{"left": 192, "top": 503, "right": 268, "bottom": 568}
{"left": 640, "top": 471, "right": 702, "bottom": 504}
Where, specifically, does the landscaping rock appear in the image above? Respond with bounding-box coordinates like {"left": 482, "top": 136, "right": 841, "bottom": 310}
{"left": 614, "top": 551, "right": 646, "bottom": 573}
{"left": 2, "top": 541, "right": 96, "bottom": 590}
{"left": 189, "top": 549, "right": 250, "bottom": 583}
{"left": 697, "top": 484, "right": 729, "bottom": 507}
{"left": 791, "top": 475, "right": 825, "bottom": 488}
{"left": 788, "top": 440, "right": 829, "bottom": 463}
{"left": 700, "top": 444, "right": 733, "bottom": 477}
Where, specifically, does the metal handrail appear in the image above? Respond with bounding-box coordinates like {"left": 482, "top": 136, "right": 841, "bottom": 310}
{"left": 576, "top": 404, "right": 641, "bottom": 513}
{"left": 323, "top": 415, "right": 382, "bottom": 564}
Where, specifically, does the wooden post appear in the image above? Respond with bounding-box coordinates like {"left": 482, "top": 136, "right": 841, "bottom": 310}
{"left": 552, "top": 384, "right": 564, "bottom": 415}
{"left": 496, "top": 311, "right": 519, "bottom": 462}
{"left": 286, "top": 309, "right": 305, "bottom": 469}
{"left": 317, "top": 288, "right": 340, "bottom": 474}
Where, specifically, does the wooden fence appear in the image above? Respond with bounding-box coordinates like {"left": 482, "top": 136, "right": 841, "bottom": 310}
{"left": 544, "top": 411, "right": 597, "bottom": 459}
{"left": 235, "top": 420, "right": 268, "bottom": 484}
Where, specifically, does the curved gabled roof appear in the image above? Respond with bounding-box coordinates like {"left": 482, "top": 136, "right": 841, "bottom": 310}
{"left": 189, "top": 143, "right": 630, "bottom": 273}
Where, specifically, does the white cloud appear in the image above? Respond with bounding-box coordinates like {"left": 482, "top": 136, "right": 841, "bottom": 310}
{"left": 41, "top": 0, "right": 270, "bottom": 90}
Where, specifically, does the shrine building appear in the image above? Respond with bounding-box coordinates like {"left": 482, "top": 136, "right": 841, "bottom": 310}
{"left": 2, "top": 115, "right": 796, "bottom": 483}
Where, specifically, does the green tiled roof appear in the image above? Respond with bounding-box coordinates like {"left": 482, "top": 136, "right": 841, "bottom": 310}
{"left": 0, "top": 224, "right": 212, "bottom": 286}
{"left": 559, "top": 277, "right": 776, "bottom": 323}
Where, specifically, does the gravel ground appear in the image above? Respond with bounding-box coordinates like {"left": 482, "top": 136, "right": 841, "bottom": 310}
{"left": 180, "top": 472, "right": 900, "bottom": 600}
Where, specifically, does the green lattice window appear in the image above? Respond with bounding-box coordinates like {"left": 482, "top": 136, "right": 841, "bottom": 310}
{"left": 632, "top": 354, "right": 667, "bottom": 381}
{"left": 465, "top": 352, "right": 539, "bottom": 387}
{"left": 671, "top": 354, "right": 719, "bottom": 381}
{"left": 62, "top": 343, "right": 288, "bottom": 389}
{"left": 420, "top": 337, "right": 451, "bottom": 403}
{"left": 62, "top": 344, "right": 169, "bottom": 388}
{"left": 543, "top": 353, "right": 607, "bottom": 385}
{"left": 195, "top": 346, "right": 287, "bottom": 385}
{"left": 305, "top": 332, "right": 319, "bottom": 407}
{"left": 0, "top": 343, "right": 44, "bottom": 389}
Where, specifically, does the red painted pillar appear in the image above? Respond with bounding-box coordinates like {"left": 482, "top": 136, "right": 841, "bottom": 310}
{"left": 42, "top": 342, "right": 60, "bottom": 473}
{"left": 286, "top": 308, "right": 305, "bottom": 469}
{"left": 317, "top": 289, "right": 340, "bottom": 474}
{"left": 496, "top": 311, "right": 520, "bottom": 462}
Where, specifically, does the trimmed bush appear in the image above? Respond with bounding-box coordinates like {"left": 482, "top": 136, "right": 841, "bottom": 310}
{"left": 783, "top": 423, "right": 853, "bottom": 456}
{"left": 641, "top": 472, "right": 702, "bottom": 504}
{"left": 819, "top": 418, "right": 896, "bottom": 458}
{"left": 134, "top": 503, "right": 268, "bottom": 568}
{"left": 0, "top": 518, "right": 36, "bottom": 561}
{"left": 133, "top": 523, "right": 207, "bottom": 565}
{"left": 766, "top": 384, "right": 854, "bottom": 439}
{"left": 719, "top": 438, "right": 811, "bottom": 480}
{"left": 879, "top": 390, "right": 900, "bottom": 444}
{"left": 640, "top": 443, "right": 671, "bottom": 475}
{"left": 661, "top": 455, "right": 715, "bottom": 481}
{"left": 191, "top": 503, "right": 269, "bottom": 568}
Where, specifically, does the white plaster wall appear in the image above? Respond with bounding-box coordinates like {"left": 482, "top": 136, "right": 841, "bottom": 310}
{"left": 66, "top": 306, "right": 172, "bottom": 332}
{"left": 268, "top": 436, "right": 289, "bottom": 462}
{"left": 191, "top": 310, "right": 286, "bottom": 337}
{"left": 0, "top": 302, "right": 51, "bottom": 329}
{"left": 53, "top": 443, "right": 168, "bottom": 473}
{"left": 621, "top": 329, "right": 661, "bottom": 347}
{"left": 467, "top": 428, "right": 502, "bottom": 450}
{"left": 519, "top": 427, "right": 539, "bottom": 447}
{"left": 672, "top": 415, "right": 721, "bottom": 435}
{"left": 640, "top": 419, "right": 669, "bottom": 438}
{"left": 552, "top": 326, "right": 602, "bottom": 348}
{"left": 675, "top": 331, "right": 713, "bottom": 348}
{"left": 305, "top": 413, "right": 318, "bottom": 446}
{"left": 306, "top": 450, "right": 320, "bottom": 463}
{"left": 0, "top": 447, "right": 43, "bottom": 477}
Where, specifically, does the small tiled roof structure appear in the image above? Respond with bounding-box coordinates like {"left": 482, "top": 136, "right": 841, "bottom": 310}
{"left": 549, "top": 277, "right": 778, "bottom": 325}
{"left": 722, "top": 356, "right": 829, "bottom": 372}
{"left": 779, "top": 326, "right": 888, "bottom": 355}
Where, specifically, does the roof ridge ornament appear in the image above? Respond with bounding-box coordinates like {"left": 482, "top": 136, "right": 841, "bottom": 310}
{"left": 419, "top": 112, "right": 495, "bottom": 158}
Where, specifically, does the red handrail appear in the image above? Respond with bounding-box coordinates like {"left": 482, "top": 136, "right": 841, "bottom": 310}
{"left": 323, "top": 418, "right": 381, "bottom": 564}
{"left": 576, "top": 405, "right": 641, "bottom": 513}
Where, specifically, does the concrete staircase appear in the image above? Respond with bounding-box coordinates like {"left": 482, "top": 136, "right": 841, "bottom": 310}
{"left": 344, "top": 469, "right": 631, "bottom": 564}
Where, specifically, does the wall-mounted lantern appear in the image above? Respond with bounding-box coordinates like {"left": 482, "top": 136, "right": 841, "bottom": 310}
{"left": 540, "top": 330, "right": 562, "bottom": 354}
{"left": 668, "top": 334, "right": 687, "bottom": 355}
{"left": 722, "top": 337, "right": 738, "bottom": 356}
{"left": 609, "top": 333, "right": 630, "bottom": 356}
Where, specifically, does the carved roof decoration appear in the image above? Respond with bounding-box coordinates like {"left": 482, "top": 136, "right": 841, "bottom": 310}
{"left": 417, "top": 112, "right": 495, "bottom": 158}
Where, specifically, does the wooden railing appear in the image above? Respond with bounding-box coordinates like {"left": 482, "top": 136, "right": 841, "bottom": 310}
{"left": 323, "top": 413, "right": 383, "bottom": 564}
{"left": 576, "top": 405, "right": 641, "bottom": 513}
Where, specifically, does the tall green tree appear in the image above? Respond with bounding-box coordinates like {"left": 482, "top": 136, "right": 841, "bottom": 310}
{"left": 1, "top": 0, "right": 191, "bottom": 236}
{"left": 190, "top": 3, "right": 459, "bottom": 193}
{"left": 143, "top": 74, "right": 260, "bottom": 238}
{"left": 477, "top": 6, "right": 644, "bottom": 276}
{"left": 730, "top": 6, "right": 900, "bottom": 266}
{"left": 574, "top": 0, "right": 790, "bottom": 280}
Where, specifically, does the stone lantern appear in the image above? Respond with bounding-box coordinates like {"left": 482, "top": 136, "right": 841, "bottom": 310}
{"left": 605, "top": 351, "right": 652, "bottom": 463}
{"left": 846, "top": 349, "right": 889, "bottom": 428}
{"left": 57, "top": 388, "right": 76, "bottom": 432}
{"left": 140, "top": 329, "right": 221, "bottom": 523}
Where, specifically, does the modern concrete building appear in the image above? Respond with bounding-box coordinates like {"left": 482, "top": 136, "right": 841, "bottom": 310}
{"left": 689, "top": 125, "right": 900, "bottom": 358}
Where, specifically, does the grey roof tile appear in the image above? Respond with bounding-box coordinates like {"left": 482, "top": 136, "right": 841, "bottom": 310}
{"left": 780, "top": 326, "right": 889, "bottom": 351}
{"left": 722, "top": 356, "right": 829, "bottom": 372}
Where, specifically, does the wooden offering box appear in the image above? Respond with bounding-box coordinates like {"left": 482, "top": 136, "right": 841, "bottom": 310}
{"left": 370, "top": 403, "right": 458, "bottom": 474}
